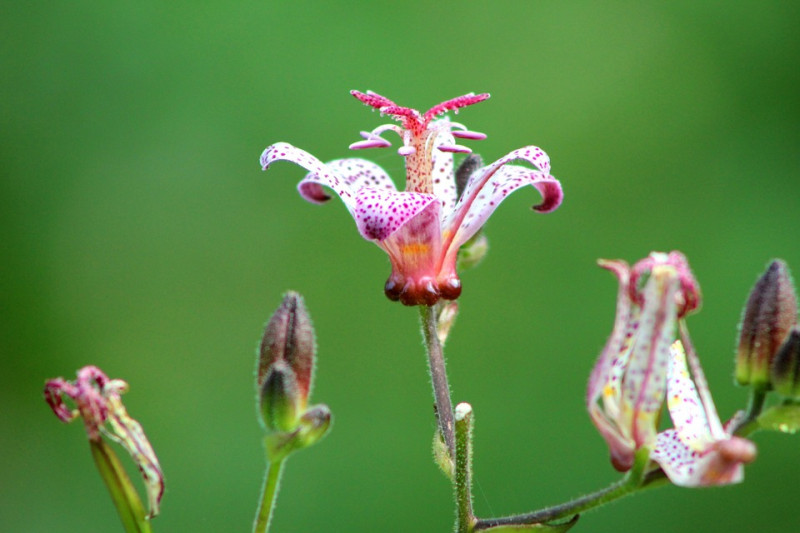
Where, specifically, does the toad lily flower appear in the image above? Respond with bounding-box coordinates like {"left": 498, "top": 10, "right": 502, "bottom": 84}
{"left": 587, "top": 252, "right": 700, "bottom": 472}
{"left": 651, "top": 340, "right": 757, "bottom": 486}
{"left": 260, "top": 90, "right": 563, "bottom": 306}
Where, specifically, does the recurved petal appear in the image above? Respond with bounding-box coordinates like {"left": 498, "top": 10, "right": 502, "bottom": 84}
{"left": 446, "top": 162, "right": 562, "bottom": 250}
{"left": 652, "top": 430, "right": 754, "bottom": 487}
{"left": 325, "top": 158, "right": 397, "bottom": 192}
{"left": 260, "top": 142, "right": 358, "bottom": 210}
{"left": 353, "top": 188, "right": 438, "bottom": 242}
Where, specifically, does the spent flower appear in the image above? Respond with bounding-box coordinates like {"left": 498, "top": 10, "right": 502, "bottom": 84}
{"left": 587, "top": 252, "right": 700, "bottom": 471}
{"left": 260, "top": 90, "right": 562, "bottom": 306}
{"left": 43, "top": 365, "right": 164, "bottom": 518}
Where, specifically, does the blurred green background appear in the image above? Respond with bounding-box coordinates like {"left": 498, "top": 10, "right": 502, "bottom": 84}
{"left": 3, "top": 2, "right": 799, "bottom": 532}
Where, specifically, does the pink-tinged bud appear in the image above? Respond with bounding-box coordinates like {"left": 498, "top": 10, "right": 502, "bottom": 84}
{"left": 257, "top": 291, "right": 315, "bottom": 411}
{"left": 736, "top": 260, "right": 798, "bottom": 390}
{"left": 771, "top": 327, "right": 800, "bottom": 399}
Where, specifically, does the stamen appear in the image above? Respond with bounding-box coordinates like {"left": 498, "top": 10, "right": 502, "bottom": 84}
{"left": 437, "top": 144, "right": 472, "bottom": 154}
{"left": 452, "top": 130, "right": 487, "bottom": 140}
{"left": 349, "top": 138, "right": 391, "bottom": 150}
{"left": 398, "top": 145, "right": 416, "bottom": 156}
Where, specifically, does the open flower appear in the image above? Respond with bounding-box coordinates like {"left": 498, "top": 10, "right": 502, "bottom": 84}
{"left": 260, "top": 90, "right": 563, "bottom": 306}
{"left": 652, "top": 341, "right": 757, "bottom": 486}
{"left": 587, "top": 252, "right": 700, "bottom": 472}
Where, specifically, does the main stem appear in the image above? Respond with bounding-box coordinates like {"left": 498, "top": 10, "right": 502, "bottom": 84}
{"left": 420, "top": 305, "right": 456, "bottom": 458}
{"left": 253, "top": 457, "right": 285, "bottom": 533}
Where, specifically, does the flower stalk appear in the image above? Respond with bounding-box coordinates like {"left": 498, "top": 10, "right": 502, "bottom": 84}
{"left": 253, "top": 455, "right": 286, "bottom": 533}
{"left": 420, "top": 304, "right": 456, "bottom": 458}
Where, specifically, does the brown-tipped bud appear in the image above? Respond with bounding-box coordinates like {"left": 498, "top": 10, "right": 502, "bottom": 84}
{"left": 771, "top": 327, "right": 800, "bottom": 399}
{"left": 259, "top": 360, "right": 302, "bottom": 433}
{"left": 455, "top": 154, "right": 483, "bottom": 200}
{"left": 257, "top": 292, "right": 316, "bottom": 410}
{"left": 736, "top": 260, "right": 798, "bottom": 390}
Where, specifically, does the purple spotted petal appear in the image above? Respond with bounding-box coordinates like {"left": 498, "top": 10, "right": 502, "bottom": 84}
{"left": 260, "top": 142, "right": 357, "bottom": 210}
{"left": 622, "top": 266, "right": 678, "bottom": 449}
{"left": 325, "top": 158, "right": 397, "bottom": 192}
{"left": 353, "top": 188, "right": 438, "bottom": 242}
{"left": 664, "top": 341, "right": 716, "bottom": 450}
{"left": 587, "top": 260, "right": 633, "bottom": 411}
{"left": 430, "top": 126, "right": 457, "bottom": 212}
{"left": 445, "top": 161, "right": 562, "bottom": 251}
{"left": 652, "top": 430, "right": 752, "bottom": 487}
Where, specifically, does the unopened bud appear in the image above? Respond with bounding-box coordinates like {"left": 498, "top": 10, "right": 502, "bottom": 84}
{"left": 259, "top": 361, "right": 302, "bottom": 433}
{"left": 257, "top": 292, "right": 316, "bottom": 429}
{"left": 771, "top": 327, "right": 800, "bottom": 399}
{"left": 295, "top": 404, "right": 332, "bottom": 448}
{"left": 454, "top": 154, "right": 483, "bottom": 200}
{"left": 456, "top": 233, "right": 489, "bottom": 271}
{"left": 736, "top": 260, "right": 798, "bottom": 390}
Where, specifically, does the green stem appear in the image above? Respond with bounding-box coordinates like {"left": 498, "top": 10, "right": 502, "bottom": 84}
{"left": 454, "top": 404, "right": 476, "bottom": 533}
{"left": 90, "top": 439, "right": 152, "bottom": 533}
{"left": 253, "top": 456, "right": 286, "bottom": 533}
{"left": 475, "top": 477, "right": 634, "bottom": 530}
{"left": 420, "top": 305, "right": 456, "bottom": 458}
{"left": 474, "top": 449, "right": 655, "bottom": 530}
{"left": 732, "top": 389, "right": 768, "bottom": 437}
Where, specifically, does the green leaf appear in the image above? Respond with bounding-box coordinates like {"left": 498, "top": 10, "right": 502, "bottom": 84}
{"left": 758, "top": 403, "right": 800, "bottom": 433}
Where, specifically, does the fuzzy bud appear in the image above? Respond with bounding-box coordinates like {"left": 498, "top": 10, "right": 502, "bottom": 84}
{"left": 257, "top": 292, "right": 316, "bottom": 432}
{"left": 771, "top": 327, "right": 800, "bottom": 399}
{"left": 736, "top": 260, "right": 798, "bottom": 390}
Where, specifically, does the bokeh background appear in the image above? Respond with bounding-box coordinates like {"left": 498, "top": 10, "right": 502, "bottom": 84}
{"left": 3, "top": 2, "right": 799, "bottom": 532}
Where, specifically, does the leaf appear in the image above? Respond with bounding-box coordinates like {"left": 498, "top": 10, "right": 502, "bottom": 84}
{"left": 757, "top": 404, "right": 800, "bottom": 433}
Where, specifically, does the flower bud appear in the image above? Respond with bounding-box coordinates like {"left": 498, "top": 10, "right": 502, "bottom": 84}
{"left": 259, "top": 360, "right": 302, "bottom": 433}
{"left": 736, "top": 260, "right": 798, "bottom": 390}
{"left": 771, "top": 327, "right": 800, "bottom": 399}
{"left": 257, "top": 292, "right": 316, "bottom": 431}
{"left": 295, "top": 404, "right": 332, "bottom": 448}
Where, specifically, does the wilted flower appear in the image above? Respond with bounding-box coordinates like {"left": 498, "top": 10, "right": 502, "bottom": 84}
{"left": 651, "top": 341, "right": 757, "bottom": 486}
{"left": 587, "top": 252, "right": 700, "bottom": 471}
{"left": 44, "top": 365, "right": 164, "bottom": 518}
{"left": 736, "top": 260, "right": 798, "bottom": 390}
{"left": 260, "top": 90, "right": 563, "bottom": 306}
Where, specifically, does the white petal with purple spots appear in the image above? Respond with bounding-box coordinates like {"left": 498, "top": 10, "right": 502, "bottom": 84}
{"left": 353, "top": 188, "right": 438, "bottom": 242}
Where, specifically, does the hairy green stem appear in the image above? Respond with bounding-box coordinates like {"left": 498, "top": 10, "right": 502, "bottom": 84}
{"left": 420, "top": 305, "right": 456, "bottom": 457}
{"left": 454, "top": 404, "right": 476, "bottom": 533}
{"left": 474, "top": 449, "right": 655, "bottom": 530}
{"left": 253, "top": 457, "right": 285, "bottom": 533}
{"left": 90, "top": 439, "right": 152, "bottom": 533}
